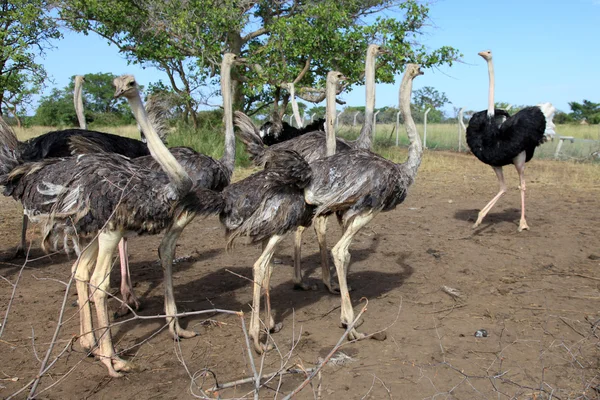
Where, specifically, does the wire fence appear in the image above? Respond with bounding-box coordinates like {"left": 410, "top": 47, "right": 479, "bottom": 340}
{"left": 285, "top": 113, "right": 600, "bottom": 162}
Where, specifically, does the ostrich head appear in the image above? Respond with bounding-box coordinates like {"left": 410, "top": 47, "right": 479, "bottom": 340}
{"left": 405, "top": 64, "right": 424, "bottom": 79}
{"left": 113, "top": 75, "right": 138, "bottom": 99}
{"left": 74, "top": 75, "right": 86, "bottom": 85}
{"left": 478, "top": 50, "right": 492, "bottom": 61}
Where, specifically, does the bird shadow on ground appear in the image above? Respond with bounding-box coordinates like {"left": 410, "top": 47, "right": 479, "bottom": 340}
{"left": 454, "top": 208, "right": 521, "bottom": 230}
{"left": 109, "top": 247, "right": 226, "bottom": 305}
{"left": 0, "top": 246, "right": 74, "bottom": 274}
{"left": 110, "top": 265, "right": 253, "bottom": 343}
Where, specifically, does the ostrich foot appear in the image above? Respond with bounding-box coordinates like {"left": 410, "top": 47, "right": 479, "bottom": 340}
{"left": 340, "top": 317, "right": 364, "bottom": 330}
{"left": 13, "top": 246, "right": 26, "bottom": 259}
{"left": 169, "top": 321, "right": 197, "bottom": 340}
{"left": 293, "top": 281, "right": 318, "bottom": 291}
{"left": 252, "top": 335, "right": 274, "bottom": 354}
{"left": 94, "top": 351, "right": 133, "bottom": 378}
{"left": 518, "top": 219, "right": 529, "bottom": 232}
{"left": 270, "top": 322, "right": 283, "bottom": 334}
{"left": 340, "top": 325, "right": 366, "bottom": 341}
{"left": 114, "top": 293, "right": 141, "bottom": 319}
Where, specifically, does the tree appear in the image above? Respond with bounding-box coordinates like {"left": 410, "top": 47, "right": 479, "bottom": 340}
{"left": 33, "top": 73, "right": 136, "bottom": 126}
{"left": 411, "top": 86, "right": 449, "bottom": 123}
{"left": 58, "top": 0, "right": 460, "bottom": 124}
{"left": 568, "top": 100, "right": 600, "bottom": 124}
{"left": 0, "top": 0, "right": 61, "bottom": 118}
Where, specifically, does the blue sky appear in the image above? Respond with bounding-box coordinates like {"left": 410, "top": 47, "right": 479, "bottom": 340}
{"left": 37, "top": 0, "right": 600, "bottom": 116}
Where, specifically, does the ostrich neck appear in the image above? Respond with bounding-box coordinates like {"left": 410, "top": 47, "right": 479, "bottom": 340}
{"left": 220, "top": 61, "right": 235, "bottom": 176}
{"left": 128, "top": 93, "right": 192, "bottom": 194}
{"left": 74, "top": 80, "right": 86, "bottom": 130}
{"left": 355, "top": 50, "right": 376, "bottom": 150}
{"left": 400, "top": 74, "right": 422, "bottom": 179}
{"left": 487, "top": 59, "right": 495, "bottom": 117}
{"left": 325, "top": 77, "right": 338, "bottom": 156}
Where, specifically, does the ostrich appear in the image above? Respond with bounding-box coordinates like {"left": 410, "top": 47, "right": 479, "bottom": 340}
{"left": 0, "top": 75, "right": 224, "bottom": 377}
{"left": 228, "top": 70, "right": 346, "bottom": 353}
{"left": 9, "top": 75, "right": 150, "bottom": 257}
{"left": 466, "top": 50, "right": 556, "bottom": 231}
{"left": 300, "top": 64, "right": 424, "bottom": 340}
{"left": 66, "top": 53, "right": 242, "bottom": 316}
{"left": 235, "top": 44, "right": 386, "bottom": 293}
{"left": 258, "top": 117, "right": 325, "bottom": 145}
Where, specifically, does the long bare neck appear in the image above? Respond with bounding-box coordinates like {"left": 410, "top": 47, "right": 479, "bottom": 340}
{"left": 220, "top": 59, "right": 236, "bottom": 175}
{"left": 400, "top": 69, "right": 422, "bottom": 179}
{"left": 486, "top": 58, "right": 495, "bottom": 117}
{"left": 128, "top": 92, "right": 192, "bottom": 194}
{"left": 74, "top": 77, "right": 86, "bottom": 129}
{"left": 325, "top": 74, "right": 338, "bottom": 156}
{"left": 355, "top": 47, "right": 377, "bottom": 150}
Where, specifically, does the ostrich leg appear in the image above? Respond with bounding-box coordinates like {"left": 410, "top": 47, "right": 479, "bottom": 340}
{"left": 249, "top": 234, "right": 283, "bottom": 353}
{"left": 73, "top": 239, "right": 99, "bottom": 351}
{"left": 331, "top": 212, "right": 375, "bottom": 341}
{"left": 513, "top": 152, "right": 530, "bottom": 231}
{"left": 314, "top": 215, "right": 339, "bottom": 293}
{"left": 473, "top": 166, "right": 506, "bottom": 228}
{"left": 159, "top": 212, "right": 197, "bottom": 339}
{"left": 14, "top": 214, "right": 28, "bottom": 257}
{"left": 292, "top": 226, "right": 310, "bottom": 290}
{"left": 90, "top": 231, "right": 133, "bottom": 377}
{"left": 115, "top": 238, "right": 140, "bottom": 317}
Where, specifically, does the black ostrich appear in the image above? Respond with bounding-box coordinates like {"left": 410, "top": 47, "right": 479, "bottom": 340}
{"left": 258, "top": 117, "right": 325, "bottom": 146}
{"left": 466, "top": 50, "right": 556, "bottom": 231}
{"left": 0, "top": 75, "right": 224, "bottom": 377}
{"left": 235, "top": 44, "right": 386, "bottom": 293}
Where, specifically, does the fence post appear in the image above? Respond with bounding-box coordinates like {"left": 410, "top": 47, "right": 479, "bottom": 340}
{"left": 336, "top": 111, "right": 344, "bottom": 130}
{"left": 457, "top": 107, "right": 465, "bottom": 152}
{"left": 423, "top": 107, "right": 431, "bottom": 149}
{"left": 353, "top": 111, "right": 360, "bottom": 127}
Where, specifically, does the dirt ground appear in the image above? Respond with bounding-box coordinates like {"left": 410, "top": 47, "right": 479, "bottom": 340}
{"left": 0, "top": 151, "right": 599, "bottom": 399}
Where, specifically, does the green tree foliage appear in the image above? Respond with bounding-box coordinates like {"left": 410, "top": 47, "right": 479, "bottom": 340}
{"left": 568, "top": 100, "right": 600, "bottom": 124}
{"left": 411, "top": 86, "right": 449, "bottom": 123}
{"left": 33, "top": 73, "right": 136, "bottom": 126}
{"left": 0, "top": 0, "right": 61, "bottom": 120}
{"left": 57, "top": 0, "right": 460, "bottom": 124}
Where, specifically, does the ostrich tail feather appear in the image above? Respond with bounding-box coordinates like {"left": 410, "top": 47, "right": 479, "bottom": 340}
{"left": 536, "top": 102, "right": 557, "bottom": 140}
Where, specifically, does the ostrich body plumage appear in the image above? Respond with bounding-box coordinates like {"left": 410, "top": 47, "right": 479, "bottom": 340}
{"left": 2, "top": 152, "right": 223, "bottom": 250}
{"left": 466, "top": 107, "right": 546, "bottom": 167}
{"left": 220, "top": 149, "right": 313, "bottom": 247}
{"left": 259, "top": 118, "right": 325, "bottom": 146}
{"left": 305, "top": 149, "right": 412, "bottom": 223}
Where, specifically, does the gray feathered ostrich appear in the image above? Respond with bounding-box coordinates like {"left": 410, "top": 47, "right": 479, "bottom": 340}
{"left": 235, "top": 44, "right": 386, "bottom": 293}
{"left": 67, "top": 54, "right": 242, "bottom": 315}
{"left": 301, "top": 64, "right": 424, "bottom": 340}
{"left": 9, "top": 75, "right": 150, "bottom": 258}
{"left": 0, "top": 75, "right": 223, "bottom": 377}
{"left": 466, "top": 50, "right": 556, "bottom": 231}
{"left": 229, "top": 70, "right": 346, "bottom": 353}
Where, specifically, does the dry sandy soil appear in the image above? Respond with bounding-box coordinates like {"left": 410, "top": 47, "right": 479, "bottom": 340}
{"left": 0, "top": 151, "right": 599, "bottom": 399}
